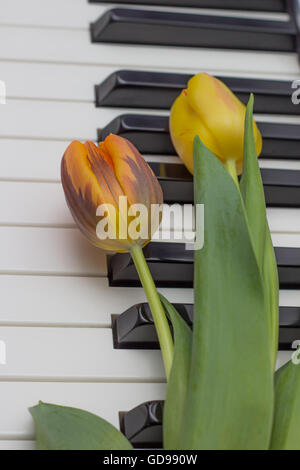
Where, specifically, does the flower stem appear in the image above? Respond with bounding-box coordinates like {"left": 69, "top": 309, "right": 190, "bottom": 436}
{"left": 225, "top": 159, "right": 239, "bottom": 187}
{"left": 130, "top": 243, "right": 174, "bottom": 380}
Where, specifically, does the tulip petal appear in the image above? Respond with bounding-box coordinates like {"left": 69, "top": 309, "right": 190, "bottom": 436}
{"left": 100, "top": 135, "right": 163, "bottom": 242}
{"left": 85, "top": 141, "right": 125, "bottom": 207}
{"left": 170, "top": 90, "right": 220, "bottom": 174}
{"left": 169, "top": 73, "right": 262, "bottom": 174}
{"left": 62, "top": 140, "right": 129, "bottom": 251}
{"left": 100, "top": 134, "right": 163, "bottom": 208}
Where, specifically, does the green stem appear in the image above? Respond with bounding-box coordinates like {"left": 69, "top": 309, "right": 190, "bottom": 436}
{"left": 130, "top": 243, "right": 174, "bottom": 380}
{"left": 225, "top": 159, "right": 239, "bottom": 187}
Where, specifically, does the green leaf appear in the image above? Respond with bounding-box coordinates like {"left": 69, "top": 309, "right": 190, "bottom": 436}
{"left": 240, "top": 95, "right": 267, "bottom": 269}
{"left": 29, "top": 402, "right": 133, "bottom": 450}
{"left": 240, "top": 95, "right": 279, "bottom": 368}
{"left": 261, "top": 230, "right": 279, "bottom": 368}
{"left": 181, "top": 137, "right": 273, "bottom": 449}
{"left": 270, "top": 357, "right": 300, "bottom": 450}
{"left": 159, "top": 294, "right": 192, "bottom": 450}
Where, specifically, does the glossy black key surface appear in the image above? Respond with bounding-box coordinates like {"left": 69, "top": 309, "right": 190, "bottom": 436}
{"left": 120, "top": 401, "right": 163, "bottom": 449}
{"left": 95, "top": 70, "right": 299, "bottom": 115}
{"left": 147, "top": 163, "right": 300, "bottom": 207}
{"left": 89, "top": 0, "right": 286, "bottom": 12}
{"left": 91, "top": 8, "right": 296, "bottom": 51}
{"left": 108, "top": 244, "right": 300, "bottom": 288}
{"left": 99, "top": 114, "right": 300, "bottom": 160}
{"left": 112, "top": 303, "right": 300, "bottom": 351}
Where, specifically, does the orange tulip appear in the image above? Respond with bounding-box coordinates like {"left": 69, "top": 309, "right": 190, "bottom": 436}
{"left": 61, "top": 134, "right": 163, "bottom": 252}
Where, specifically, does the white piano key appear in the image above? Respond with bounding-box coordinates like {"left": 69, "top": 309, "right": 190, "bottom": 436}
{"left": 1, "top": 182, "right": 299, "bottom": 235}
{"left": 0, "top": 182, "right": 73, "bottom": 227}
{"left": 255, "top": 114, "right": 300, "bottom": 125}
{"left": 0, "top": 327, "right": 164, "bottom": 380}
{"left": 0, "top": 227, "right": 107, "bottom": 276}
{"left": 2, "top": 139, "right": 300, "bottom": 183}
{"left": 266, "top": 208, "right": 300, "bottom": 234}
{"left": 0, "top": 440, "right": 35, "bottom": 450}
{"left": 2, "top": 61, "right": 299, "bottom": 103}
{"left": 157, "top": 207, "right": 300, "bottom": 234}
{"left": 0, "top": 99, "right": 144, "bottom": 141}
{"left": 0, "top": 139, "right": 68, "bottom": 181}
{"left": 0, "top": 381, "right": 166, "bottom": 439}
{"left": 2, "top": 61, "right": 114, "bottom": 103}
{"left": 141, "top": 155, "right": 300, "bottom": 172}
{"left": 0, "top": 275, "right": 193, "bottom": 326}
{"left": 259, "top": 160, "right": 300, "bottom": 171}
{"left": 2, "top": 0, "right": 105, "bottom": 29}
{"left": 0, "top": 273, "right": 297, "bottom": 326}
{"left": 154, "top": 231, "right": 300, "bottom": 247}
{"left": 271, "top": 232, "right": 300, "bottom": 247}
{"left": 0, "top": 26, "right": 298, "bottom": 76}
{"left": 1, "top": 99, "right": 300, "bottom": 142}
{"left": 146, "top": 156, "right": 300, "bottom": 172}
{"left": 276, "top": 351, "right": 295, "bottom": 369}
{"left": 280, "top": 290, "right": 300, "bottom": 306}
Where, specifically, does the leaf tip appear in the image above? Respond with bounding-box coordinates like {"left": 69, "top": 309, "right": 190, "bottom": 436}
{"left": 246, "top": 94, "right": 254, "bottom": 115}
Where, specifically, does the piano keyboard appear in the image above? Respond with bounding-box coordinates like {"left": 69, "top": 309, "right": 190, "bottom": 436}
{"left": 0, "top": 0, "right": 299, "bottom": 450}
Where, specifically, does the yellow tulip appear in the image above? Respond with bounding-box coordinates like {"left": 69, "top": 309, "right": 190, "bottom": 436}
{"left": 169, "top": 73, "right": 262, "bottom": 175}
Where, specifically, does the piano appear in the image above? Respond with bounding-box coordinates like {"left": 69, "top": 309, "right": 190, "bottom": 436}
{"left": 0, "top": 0, "right": 299, "bottom": 449}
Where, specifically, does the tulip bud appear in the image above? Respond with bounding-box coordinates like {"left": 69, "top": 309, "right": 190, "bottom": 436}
{"left": 169, "top": 73, "right": 262, "bottom": 174}
{"left": 61, "top": 135, "right": 163, "bottom": 252}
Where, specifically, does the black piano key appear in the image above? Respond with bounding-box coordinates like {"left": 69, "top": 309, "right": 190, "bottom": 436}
{"left": 95, "top": 70, "right": 188, "bottom": 110}
{"left": 91, "top": 8, "right": 296, "bottom": 51}
{"left": 95, "top": 70, "right": 299, "bottom": 115}
{"left": 98, "top": 114, "right": 300, "bottom": 160}
{"left": 89, "top": 0, "right": 286, "bottom": 12}
{"left": 112, "top": 303, "right": 300, "bottom": 351}
{"left": 99, "top": 115, "right": 173, "bottom": 155}
{"left": 147, "top": 163, "right": 300, "bottom": 207}
{"left": 260, "top": 168, "right": 300, "bottom": 207}
{"left": 291, "top": 0, "right": 300, "bottom": 62}
{"left": 108, "top": 244, "right": 300, "bottom": 288}
{"left": 120, "top": 401, "right": 163, "bottom": 449}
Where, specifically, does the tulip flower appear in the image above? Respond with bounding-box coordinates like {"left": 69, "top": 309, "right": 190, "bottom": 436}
{"left": 61, "top": 134, "right": 173, "bottom": 378}
{"left": 170, "top": 73, "right": 262, "bottom": 178}
{"left": 61, "top": 135, "right": 163, "bottom": 252}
